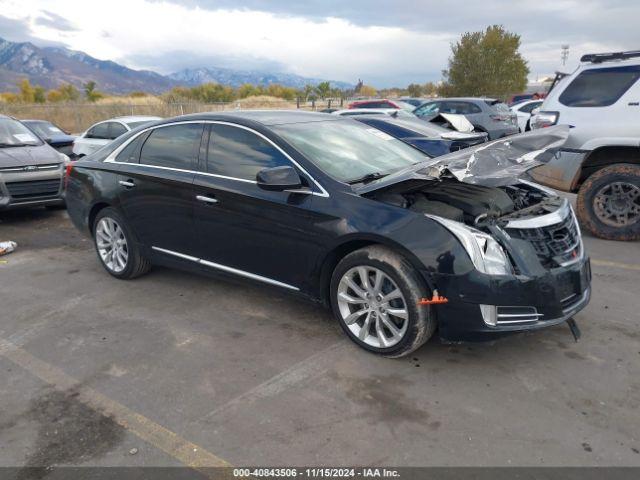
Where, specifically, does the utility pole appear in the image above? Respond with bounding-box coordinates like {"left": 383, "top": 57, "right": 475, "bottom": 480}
{"left": 561, "top": 45, "right": 570, "bottom": 66}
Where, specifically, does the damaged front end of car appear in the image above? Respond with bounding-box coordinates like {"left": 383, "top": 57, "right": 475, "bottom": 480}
{"left": 357, "top": 126, "right": 592, "bottom": 342}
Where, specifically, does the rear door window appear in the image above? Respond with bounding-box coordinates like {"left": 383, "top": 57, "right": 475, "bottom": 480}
{"left": 139, "top": 123, "right": 203, "bottom": 170}
{"left": 519, "top": 101, "right": 543, "bottom": 113}
{"left": 87, "top": 122, "right": 110, "bottom": 139}
{"left": 207, "top": 124, "right": 292, "bottom": 181}
{"left": 559, "top": 65, "right": 640, "bottom": 107}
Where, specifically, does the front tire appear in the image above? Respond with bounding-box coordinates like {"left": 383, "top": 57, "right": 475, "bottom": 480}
{"left": 330, "top": 245, "right": 436, "bottom": 357}
{"left": 93, "top": 207, "right": 151, "bottom": 279}
{"left": 576, "top": 163, "right": 640, "bottom": 241}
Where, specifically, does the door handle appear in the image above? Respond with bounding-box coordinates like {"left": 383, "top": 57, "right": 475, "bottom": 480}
{"left": 628, "top": 102, "right": 639, "bottom": 106}
{"left": 118, "top": 180, "right": 135, "bottom": 188}
{"left": 196, "top": 195, "right": 218, "bottom": 205}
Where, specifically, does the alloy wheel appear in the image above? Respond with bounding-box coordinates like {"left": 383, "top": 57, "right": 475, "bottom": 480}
{"left": 336, "top": 266, "right": 409, "bottom": 348}
{"left": 593, "top": 181, "right": 640, "bottom": 227}
{"left": 96, "top": 217, "right": 129, "bottom": 273}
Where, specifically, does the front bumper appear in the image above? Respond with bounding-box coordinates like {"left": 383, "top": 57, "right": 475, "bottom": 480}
{"left": 0, "top": 164, "right": 65, "bottom": 210}
{"left": 427, "top": 255, "right": 592, "bottom": 342}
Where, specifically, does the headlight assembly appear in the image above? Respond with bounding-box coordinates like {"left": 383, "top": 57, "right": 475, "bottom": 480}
{"left": 427, "top": 215, "right": 513, "bottom": 275}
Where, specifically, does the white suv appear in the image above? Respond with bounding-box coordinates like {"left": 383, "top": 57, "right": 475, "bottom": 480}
{"left": 530, "top": 50, "right": 640, "bottom": 240}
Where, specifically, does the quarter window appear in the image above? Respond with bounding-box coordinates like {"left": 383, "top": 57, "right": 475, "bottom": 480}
{"left": 110, "top": 122, "right": 128, "bottom": 139}
{"left": 559, "top": 65, "right": 640, "bottom": 107}
{"left": 116, "top": 134, "right": 147, "bottom": 163}
{"left": 139, "top": 123, "right": 203, "bottom": 170}
{"left": 207, "top": 124, "right": 291, "bottom": 180}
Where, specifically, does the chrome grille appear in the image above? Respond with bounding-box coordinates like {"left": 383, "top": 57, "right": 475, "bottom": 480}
{"left": 506, "top": 206, "right": 582, "bottom": 269}
{"left": 6, "top": 179, "right": 61, "bottom": 199}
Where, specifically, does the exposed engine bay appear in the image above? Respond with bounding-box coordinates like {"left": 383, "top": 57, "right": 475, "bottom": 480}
{"left": 366, "top": 177, "right": 556, "bottom": 228}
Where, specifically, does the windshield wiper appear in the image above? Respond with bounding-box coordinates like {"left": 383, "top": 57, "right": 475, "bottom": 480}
{"left": 0, "top": 143, "right": 30, "bottom": 148}
{"left": 347, "top": 172, "right": 388, "bottom": 185}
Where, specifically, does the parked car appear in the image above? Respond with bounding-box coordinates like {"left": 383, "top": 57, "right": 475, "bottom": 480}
{"left": 511, "top": 99, "right": 544, "bottom": 132}
{"left": 332, "top": 108, "right": 416, "bottom": 118}
{"left": 346, "top": 114, "right": 488, "bottom": 157}
{"left": 348, "top": 99, "right": 416, "bottom": 111}
{"left": 72, "top": 116, "right": 161, "bottom": 157}
{"left": 0, "top": 115, "right": 68, "bottom": 210}
{"left": 508, "top": 93, "right": 543, "bottom": 106}
{"left": 65, "top": 111, "right": 590, "bottom": 357}
{"left": 530, "top": 50, "right": 640, "bottom": 240}
{"left": 22, "top": 120, "right": 76, "bottom": 156}
{"left": 332, "top": 108, "right": 476, "bottom": 133}
{"left": 413, "top": 98, "right": 519, "bottom": 140}
{"left": 398, "top": 97, "right": 428, "bottom": 107}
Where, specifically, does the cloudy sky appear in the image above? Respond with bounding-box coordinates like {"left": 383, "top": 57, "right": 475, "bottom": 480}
{"left": 1, "top": 0, "right": 637, "bottom": 87}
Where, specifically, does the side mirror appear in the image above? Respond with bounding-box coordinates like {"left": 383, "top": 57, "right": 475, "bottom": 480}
{"left": 256, "top": 166, "right": 302, "bottom": 191}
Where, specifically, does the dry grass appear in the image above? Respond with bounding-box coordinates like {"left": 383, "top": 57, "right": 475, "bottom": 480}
{"left": 0, "top": 96, "right": 302, "bottom": 133}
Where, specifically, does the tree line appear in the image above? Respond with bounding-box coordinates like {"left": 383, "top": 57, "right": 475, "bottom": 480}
{"left": 0, "top": 25, "right": 529, "bottom": 105}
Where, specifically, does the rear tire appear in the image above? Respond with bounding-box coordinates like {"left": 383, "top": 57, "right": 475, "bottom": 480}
{"left": 330, "top": 245, "right": 436, "bottom": 357}
{"left": 576, "top": 163, "right": 640, "bottom": 241}
{"left": 93, "top": 207, "right": 151, "bottom": 279}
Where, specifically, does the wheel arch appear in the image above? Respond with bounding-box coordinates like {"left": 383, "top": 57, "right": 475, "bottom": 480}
{"left": 577, "top": 146, "right": 640, "bottom": 187}
{"left": 316, "top": 235, "right": 432, "bottom": 306}
{"left": 87, "top": 201, "right": 112, "bottom": 235}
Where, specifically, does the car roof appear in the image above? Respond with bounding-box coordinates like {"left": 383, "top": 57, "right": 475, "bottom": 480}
{"left": 112, "top": 115, "right": 163, "bottom": 122}
{"left": 168, "top": 110, "right": 342, "bottom": 126}
{"left": 429, "top": 97, "right": 498, "bottom": 102}
{"left": 332, "top": 108, "right": 399, "bottom": 115}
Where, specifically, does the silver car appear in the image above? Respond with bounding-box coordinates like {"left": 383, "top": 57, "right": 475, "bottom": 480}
{"left": 413, "top": 97, "right": 519, "bottom": 140}
{"left": 72, "top": 115, "right": 161, "bottom": 158}
{"left": 0, "top": 115, "right": 68, "bottom": 210}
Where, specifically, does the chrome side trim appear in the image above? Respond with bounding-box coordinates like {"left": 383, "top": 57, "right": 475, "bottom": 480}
{"left": 152, "top": 246, "right": 199, "bottom": 262}
{"left": 104, "top": 120, "right": 329, "bottom": 198}
{"left": 151, "top": 246, "right": 299, "bottom": 291}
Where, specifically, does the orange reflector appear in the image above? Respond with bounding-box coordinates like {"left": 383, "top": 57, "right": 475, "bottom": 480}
{"left": 418, "top": 291, "right": 449, "bottom": 305}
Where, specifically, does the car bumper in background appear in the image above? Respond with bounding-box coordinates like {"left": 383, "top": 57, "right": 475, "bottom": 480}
{"left": 0, "top": 164, "right": 65, "bottom": 210}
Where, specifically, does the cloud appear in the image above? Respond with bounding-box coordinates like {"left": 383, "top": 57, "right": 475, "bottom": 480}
{"left": 1, "top": 0, "right": 638, "bottom": 87}
{"left": 35, "top": 10, "right": 78, "bottom": 31}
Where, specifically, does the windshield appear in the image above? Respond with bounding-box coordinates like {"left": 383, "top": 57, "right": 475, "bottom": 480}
{"left": 273, "top": 120, "right": 427, "bottom": 183}
{"left": 25, "top": 121, "right": 64, "bottom": 138}
{"left": 0, "top": 118, "right": 42, "bottom": 146}
{"left": 396, "top": 101, "right": 418, "bottom": 112}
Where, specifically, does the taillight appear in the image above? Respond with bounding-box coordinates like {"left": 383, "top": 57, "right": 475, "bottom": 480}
{"left": 531, "top": 111, "right": 559, "bottom": 129}
{"left": 64, "top": 162, "right": 74, "bottom": 188}
{"left": 490, "top": 114, "right": 509, "bottom": 122}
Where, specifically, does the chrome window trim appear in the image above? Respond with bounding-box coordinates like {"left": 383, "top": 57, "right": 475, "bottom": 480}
{"left": 104, "top": 120, "right": 330, "bottom": 197}
{"left": 152, "top": 246, "right": 299, "bottom": 291}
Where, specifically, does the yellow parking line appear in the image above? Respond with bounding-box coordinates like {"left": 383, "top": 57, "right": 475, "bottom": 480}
{"left": 591, "top": 259, "right": 640, "bottom": 271}
{"left": 0, "top": 337, "right": 231, "bottom": 473}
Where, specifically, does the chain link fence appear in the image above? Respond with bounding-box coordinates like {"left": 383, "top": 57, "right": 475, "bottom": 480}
{"left": 0, "top": 98, "right": 349, "bottom": 133}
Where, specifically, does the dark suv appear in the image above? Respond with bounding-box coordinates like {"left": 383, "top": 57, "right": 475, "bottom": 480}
{"left": 65, "top": 112, "right": 590, "bottom": 357}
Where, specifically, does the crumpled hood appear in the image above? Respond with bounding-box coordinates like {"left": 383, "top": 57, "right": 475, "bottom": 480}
{"left": 0, "top": 144, "right": 63, "bottom": 168}
{"left": 355, "top": 125, "right": 569, "bottom": 193}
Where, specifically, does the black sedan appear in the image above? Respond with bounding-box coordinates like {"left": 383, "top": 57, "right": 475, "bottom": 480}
{"left": 350, "top": 114, "right": 488, "bottom": 157}
{"left": 22, "top": 119, "right": 76, "bottom": 156}
{"left": 65, "top": 112, "right": 591, "bottom": 357}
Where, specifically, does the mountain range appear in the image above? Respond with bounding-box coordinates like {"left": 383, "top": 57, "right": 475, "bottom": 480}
{"left": 0, "top": 37, "right": 351, "bottom": 94}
